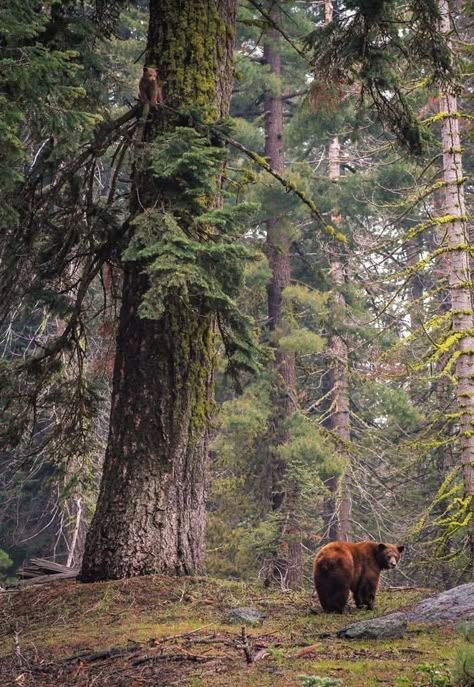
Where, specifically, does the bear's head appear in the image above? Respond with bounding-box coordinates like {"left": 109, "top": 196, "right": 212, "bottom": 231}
{"left": 376, "top": 543, "right": 404, "bottom": 570}
{"left": 143, "top": 66, "right": 157, "bottom": 82}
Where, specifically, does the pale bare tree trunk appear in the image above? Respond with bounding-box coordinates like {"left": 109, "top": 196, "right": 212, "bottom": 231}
{"left": 326, "top": 136, "right": 352, "bottom": 542}
{"left": 65, "top": 494, "right": 88, "bottom": 568}
{"left": 438, "top": 0, "right": 474, "bottom": 570}
{"left": 432, "top": 186, "right": 451, "bottom": 317}
{"left": 324, "top": 0, "right": 333, "bottom": 23}
{"left": 263, "top": 2, "right": 301, "bottom": 589}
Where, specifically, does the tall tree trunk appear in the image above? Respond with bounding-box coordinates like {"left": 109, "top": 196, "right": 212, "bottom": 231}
{"left": 326, "top": 136, "right": 352, "bottom": 542}
{"left": 263, "top": 4, "right": 301, "bottom": 589}
{"left": 324, "top": 0, "right": 333, "bottom": 23}
{"left": 81, "top": 0, "right": 237, "bottom": 582}
{"left": 438, "top": 0, "right": 474, "bottom": 570}
{"left": 329, "top": 259, "right": 351, "bottom": 542}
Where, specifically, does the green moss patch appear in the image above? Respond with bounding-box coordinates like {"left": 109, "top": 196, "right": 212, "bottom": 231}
{"left": 0, "top": 577, "right": 458, "bottom": 686}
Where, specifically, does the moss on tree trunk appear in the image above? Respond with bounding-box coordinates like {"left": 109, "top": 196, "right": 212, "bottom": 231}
{"left": 81, "top": 0, "right": 237, "bottom": 582}
{"left": 438, "top": 0, "right": 474, "bottom": 572}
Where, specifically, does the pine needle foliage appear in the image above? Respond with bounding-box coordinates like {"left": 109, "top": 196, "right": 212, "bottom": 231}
{"left": 0, "top": 0, "right": 99, "bottom": 224}
{"left": 124, "top": 122, "right": 263, "bottom": 377}
{"left": 0, "top": 0, "right": 116, "bottom": 458}
{"left": 207, "top": 378, "right": 339, "bottom": 579}
{"left": 305, "top": 0, "right": 454, "bottom": 154}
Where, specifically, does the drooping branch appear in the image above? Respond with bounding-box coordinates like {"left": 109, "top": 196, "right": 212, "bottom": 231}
{"left": 224, "top": 134, "right": 346, "bottom": 243}
{"left": 245, "top": 0, "right": 309, "bottom": 61}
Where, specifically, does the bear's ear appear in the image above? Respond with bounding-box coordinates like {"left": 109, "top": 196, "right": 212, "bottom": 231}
{"left": 377, "top": 543, "right": 387, "bottom": 551}
{"left": 397, "top": 545, "right": 405, "bottom": 553}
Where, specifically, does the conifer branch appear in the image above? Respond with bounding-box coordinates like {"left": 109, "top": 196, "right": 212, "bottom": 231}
{"left": 223, "top": 134, "right": 347, "bottom": 243}
{"left": 245, "top": 0, "right": 309, "bottom": 61}
{"left": 155, "top": 102, "right": 346, "bottom": 243}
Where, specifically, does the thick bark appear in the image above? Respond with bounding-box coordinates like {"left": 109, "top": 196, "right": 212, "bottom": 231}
{"left": 81, "top": 0, "right": 237, "bottom": 581}
{"left": 438, "top": 0, "right": 474, "bottom": 570}
{"left": 263, "top": 4, "right": 301, "bottom": 589}
{"left": 82, "top": 274, "right": 214, "bottom": 578}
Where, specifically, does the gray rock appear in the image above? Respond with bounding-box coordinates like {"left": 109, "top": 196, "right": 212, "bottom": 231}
{"left": 227, "top": 606, "right": 265, "bottom": 626}
{"left": 337, "top": 584, "right": 474, "bottom": 639}
{"left": 337, "top": 616, "right": 408, "bottom": 640}
{"left": 398, "top": 583, "right": 474, "bottom": 623}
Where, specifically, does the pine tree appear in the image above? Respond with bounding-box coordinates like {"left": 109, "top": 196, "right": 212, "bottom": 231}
{"left": 437, "top": 0, "right": 474, "bottom": 569}
{"left": 81, "top": 0, "right": 244, "bottom": 581}
{"left": 1, "top": 0, "right": 260, "bottom": 581}
{"left": 326, "top": 135, "right": 352, "bottom": 542}
{"left": 321, "top": 0, "right": 352, "bottom": 543}
{"left": 307, "top": 0, "right": 473, "bottom": 573}
{"left": 0, "top": 0, "right": 118, "bottom": 569}
{"left": 261, "top": 2, "right": 302, "bottom": 589}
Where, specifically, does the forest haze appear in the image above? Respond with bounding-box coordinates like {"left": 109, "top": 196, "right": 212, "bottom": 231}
{"left": 0, "top": 0, "right": 472, "bottom": 597}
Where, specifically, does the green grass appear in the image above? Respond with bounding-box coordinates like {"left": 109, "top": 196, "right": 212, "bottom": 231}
{"left": 0, "top": 576, "right": 459, "bottom": 686}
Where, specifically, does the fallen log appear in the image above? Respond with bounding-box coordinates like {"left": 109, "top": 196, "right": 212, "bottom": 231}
{"left": 17, "top": 557, "right": 76, "bottom": 578}
{"left": 15, "top": 557, "right": 79, "bottom": 586}
{"left": 18, "top": 570, "right": 79, "bottom": 586}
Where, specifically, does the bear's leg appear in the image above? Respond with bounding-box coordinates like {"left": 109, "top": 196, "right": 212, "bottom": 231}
{"left": 329, "top": 584, "right": 350, "bottom": 613}
{"left": 353, "top": 581, "right": 376, "bottom": 609}
{"left": 316, "top": 576, "right": 350, "bottom": 613}
{"left": 353, "top": 587, "right": 365, "bottom": 609}
{"left": 359, "top": 582, "right": 377, "bottom": 610}
{"left": 366, "top": 586, "right": 376, "bottom": 610}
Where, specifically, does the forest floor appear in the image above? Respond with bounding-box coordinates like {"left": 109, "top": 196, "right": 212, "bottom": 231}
{"left": 0, "top": 575, "right": 460, "bottom": 687}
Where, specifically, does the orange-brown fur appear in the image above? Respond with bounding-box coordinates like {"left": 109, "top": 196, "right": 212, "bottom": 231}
{"left": 313, "top": 541, "right": 404, "bottom": 613}
{"left": 138, "top": 66, "right": 162, "bottom": 107}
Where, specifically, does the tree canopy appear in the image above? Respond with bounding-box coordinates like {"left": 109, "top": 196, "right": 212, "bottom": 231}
{"left": 0, "top": 0, "right": 472, "bottom": 587}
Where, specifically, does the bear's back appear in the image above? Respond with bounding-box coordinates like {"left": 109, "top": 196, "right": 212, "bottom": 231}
{"left": 313, "top": 540, "right": 380, "bottom": 579}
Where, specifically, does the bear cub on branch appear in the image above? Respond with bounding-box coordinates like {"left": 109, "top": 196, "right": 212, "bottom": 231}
{"left": 138, "top": 66, "right": 162, "bottom": 107}
{"left": 313, "top": 541, "right": 404, "bottom": 613}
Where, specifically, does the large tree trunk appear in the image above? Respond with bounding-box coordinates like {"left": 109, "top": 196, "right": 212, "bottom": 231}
{"left": 81, "top": 0, "right": 237, "bottom": 582}
{"left": 438, "top": 0, "right": 474, "bottom": 571}
{"left": 263, "top": 3, "right": 301, "bottom": 589}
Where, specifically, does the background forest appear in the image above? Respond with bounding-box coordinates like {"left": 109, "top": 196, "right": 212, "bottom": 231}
{"left": 0, "top": 0, "right": 472, "bottom": 592}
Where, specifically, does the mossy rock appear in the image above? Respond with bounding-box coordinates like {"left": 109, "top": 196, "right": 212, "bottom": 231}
{"left": 337, "top": 616, "right": 408, "bottom": 640}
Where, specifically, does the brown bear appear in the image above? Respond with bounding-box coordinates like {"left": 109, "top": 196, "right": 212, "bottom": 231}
{"left": 313, "top": 541, "right": 404, "bottom": 613}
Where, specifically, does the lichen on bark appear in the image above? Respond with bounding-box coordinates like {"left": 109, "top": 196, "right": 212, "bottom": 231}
{"left": 81, "top": 0, "right": 238, "bottom": 582}
{"left": 147, "top": 0, "right": 236, "bottom": 120}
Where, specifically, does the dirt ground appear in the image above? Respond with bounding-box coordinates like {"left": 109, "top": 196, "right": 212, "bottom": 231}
{"left": 0, "top": 575, "right": 457, "bottom": 686}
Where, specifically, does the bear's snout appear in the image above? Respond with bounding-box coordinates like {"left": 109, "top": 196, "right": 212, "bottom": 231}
{"left": 388, "top": 556, "right": 398, "bottom": 568}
